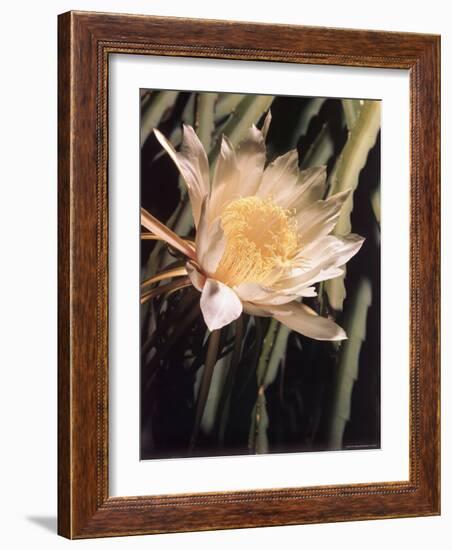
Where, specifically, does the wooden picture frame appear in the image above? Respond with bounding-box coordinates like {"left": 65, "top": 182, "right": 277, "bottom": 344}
{"left": 58, "top": 10, "right": 440, "bottom": 538}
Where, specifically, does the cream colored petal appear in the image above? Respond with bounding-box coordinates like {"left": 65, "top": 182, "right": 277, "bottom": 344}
{"left": 296, "top": 189, "right": 351, "bottom": 244}
{"left": 285, "top": 166, "right": 328, "bottom": 211}
{"left": 186, "top": 261, "right": 205, "bottom": 291}
{"left": 297, "top": 286, "right": 317, "bottom": 298}
{"left": 209, "top": 135, "right": 241, "bottom": 221}
{"left": 242, "top": 302, "right": 273, "bottom": 317}
{"left": 200, "top": 218, "right": 226, "bottom": 275}
{"left": 211, "top": 134, "right": 237, "bottom": 192}
{"left": 274, "top": 266, "right": 345, "bottom": 294}
{"left": 257, "top": 149, "right": 299, "bottom": 200}
{"left": 235, "top": 124, "right": 266, "bottom": 197}
{"left": 281, "top": 234, "right": 363, "bottom": 295}
{"left": 271, "top": 302, "right": 347, "bottom": 341}
{"left": 234, "top": 282, "right": 305, "bottom": 306}
{"left": 233, "top": 282, "right": 269, "bottom": 301}
{"left": 292, "top": 268, "right": 345, "bottom": 291}
{"left": 257, "top": 294, "right": 300, "bottom": 305}
{"left": 195, "top": 196, "right": 209, "bottom": 256}
{"left": 259, "top": 163, "right": 327, "bottom": 211}
{"left": 154, "top": 126, "right": 209, "bottom": 227}
{"left": 200, "top": 278, "right": 243, "bottom": 331}
{"left": 140, "top": 207, "right": 196, "bottom": 260}
{"left": 195, "top": 198, "right": 226, "bottom": 276}
{"left": 258, "top": 265, "right": 293, "bottom": 288}
{"left": 261, "top": 110, "right": 272, "bottom": 140}
{"left": 302, "top": 233, "right": 365, "bottom": 270}
{"left": 234, "top": 282, "right": 287, "bottom": 303}
{"left": 210, "top": 121, "right": 268, "bottom": 218}
{"left": 284, "top": 234, "right": 363, "bottom": 295}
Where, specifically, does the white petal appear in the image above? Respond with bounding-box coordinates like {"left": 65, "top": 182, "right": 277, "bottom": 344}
{"left": 302, "top": 233, "right": 365, "bottom": 270}
{"left": 242, "top": 302, "right": 273, "bottom": 317}
{"left": 186, "top": 261, "right": 205, "bottom": 291}
{"left": 154, "top": 126, "right": 209, "bottom": 227}
{"left": 195, "top": 198, "right": 227, "bottom": 275}
{"left": 286, "top": 166, "right": 328, "bottom": 211}
{"left": 209, "top": 135, "right": 241, "bottom": 220}
{"left": 297, "top": 286, "right": 317, "bottom": 298}
{"left": 195, "top": 197, "right": 209, "bottom": 255}
{"left": 296, "top": 189, "right": 351, "bottom": 244}
{"left": 212, "top": 135, "right": 237, "bottom": 187}
{"left": 261, "top": 110, "right": 272, "bottom": 140}
{"left": 233, "top": 282, "right": 269, "bottom": 301}
{"left": 234, "top": 282, "right": 300, "bottom": 306}
{"left": 209, "top": 124, "right": 268, "bottom": 217}
{"left": 255, "top": 286, "right": 317, "bottom": 304}
{"left": 200, "top": 279, "right": 243, "bottom": 331}
{"left": 200, "top": 219, "right": 226, "bottom": 275}
{"left": 235, "top": 125, "right": 266, "bottom": 196}
{"left": 271, "top": 302, "right": 347, "bottom": 341}
{"left": 259, "top": 163, "right": 327, "bottom": 211}
{"left": 329, "top": 234, "right": 364, "bottom": 267}
{"left": 260, "top": 294, "right": 300, "bottom": 305}
{"left": 141, "top": 207, "right": 196, "bottom": 260}
{"left": 277, "top": 233, "right": 363, "bottom": 294}
{"left": 258, "top": 149, "right": 299, "bottom": 200}
{"left": 274, "top": 266, "right": 345, "bottom": 294}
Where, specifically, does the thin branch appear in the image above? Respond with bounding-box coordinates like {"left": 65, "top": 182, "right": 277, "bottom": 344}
{"left": 141, "top": 266, "right": 188, "bottom": 289}
{"left": 140, "top": 277, "right": 190, "bottom": 305}
{"left": 141, "top": 207, "right": 196, "bottom": 260}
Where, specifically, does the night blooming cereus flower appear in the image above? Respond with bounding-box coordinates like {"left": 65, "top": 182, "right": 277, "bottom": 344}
{"left": 141, "top": 112, "right": 364, "bottom": 341}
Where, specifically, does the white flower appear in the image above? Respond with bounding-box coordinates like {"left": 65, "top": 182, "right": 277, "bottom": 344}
{"left": 141, "top": 112, "right": 364, "bottom": 341}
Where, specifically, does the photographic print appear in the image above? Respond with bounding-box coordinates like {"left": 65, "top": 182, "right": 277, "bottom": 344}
{"left": 58, "top": 12, "right": 440, "bottom": 537}
{"left": 140, "top": 90, "right": 381, "bottom": 460}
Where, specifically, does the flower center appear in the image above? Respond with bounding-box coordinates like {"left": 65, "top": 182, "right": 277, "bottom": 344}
{"left": 214, "top": 196, "right": 298, "bottom": 287}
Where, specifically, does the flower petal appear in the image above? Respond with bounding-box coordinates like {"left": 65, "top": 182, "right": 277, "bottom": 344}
{"left": 234, "top": 282, "right": 303, "bottom": 306}
{"left": 302, "top": 233, "right": 365, "bottom": 270}
{"left": 271, "top": 302, "right": 347, "bottom": 341}
{"left": 141, "top": 207, "right": 196, "bottom": 260}
{"left": 296, "top": 189, "right": 351, "bottom": 244}
{"left": 258, "top": 149, "right": 299, "bottom": 201}
{"left": 235, "top": 124, "right": 266, "bottom": 196}
{"left": 242, "top": 302, "right": 273, "bottom": 317}
{"left": 233, "top": 282, "right": 269, "bottom": 301}
{"left": 186, "top": 261, "right": 205, "bottom": 291}
{"left": 209, "top": 135, "right": 241, "bottom": 220}
{"left": 209, "top": 126, "right": 268, "bottom": 217}
{"left": 154, "top": 125, "right": 209, "bottom": 227}
{"left": 296, "top": 286, "right": 317, "bottom": 298}
{"left": 261, "top": 110, "right": 272, "bottom": 140}
{"left": 195, "top": 198, "right": 227, "bottom": 275}
{"left": 274, "top": 266, "right": 345, "bottom": 294}
{"left": 275, "top": 234, "right": 363, "bottom": 295}
{"left": 287, "top": 166, "right": 328, "bottom": 211}
{"left": 200, "top": 278, "right": 243, "bottom": 331}
{"left": 200, "top": 218, "right": 226, "bottom": 275}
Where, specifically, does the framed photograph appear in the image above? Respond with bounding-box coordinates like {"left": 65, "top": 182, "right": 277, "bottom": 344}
{"left": 58, "top": 11, "right": 440, "bottom": 538}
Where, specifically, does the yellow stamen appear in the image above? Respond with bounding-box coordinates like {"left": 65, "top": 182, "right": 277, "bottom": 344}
{"left": 214, "top": 196, "right": 298, "bottom": 287}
